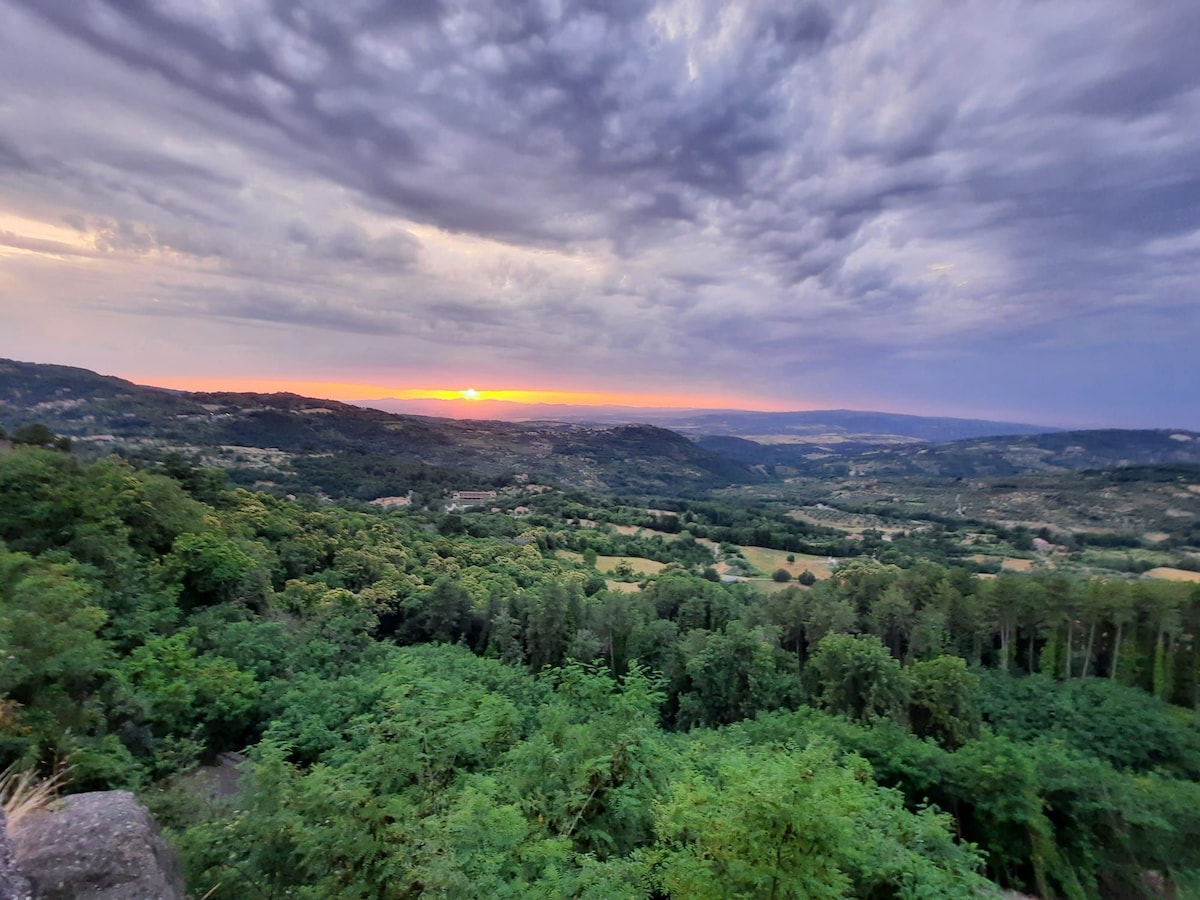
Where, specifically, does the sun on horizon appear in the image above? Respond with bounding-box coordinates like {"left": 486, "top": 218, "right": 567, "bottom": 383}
{"left": 122, "top": 372, "right": 791, "bottom": 411}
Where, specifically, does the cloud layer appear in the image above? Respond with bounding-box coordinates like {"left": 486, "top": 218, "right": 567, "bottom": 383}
{"left": 1, "top": 0, "right": 1198, "bottom": 426}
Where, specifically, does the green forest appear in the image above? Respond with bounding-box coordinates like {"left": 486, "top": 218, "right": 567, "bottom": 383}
{"left": 3, "top": 442, "right": 1200, "bottom": 898}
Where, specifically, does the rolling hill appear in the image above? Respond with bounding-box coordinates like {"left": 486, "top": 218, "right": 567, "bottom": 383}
{"left": 825, "top": 429, "right": 1200, "bottom": 478}
{"left": 0, "top": 358, "right": 753, "bottom": 495}
{"left": 3, "top": 358, "right": 1198, "bottom": 501}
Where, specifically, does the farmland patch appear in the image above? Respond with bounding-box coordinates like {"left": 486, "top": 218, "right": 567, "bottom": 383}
{"left": 1146, "top": 567, "right": 1200, "bottom": 583}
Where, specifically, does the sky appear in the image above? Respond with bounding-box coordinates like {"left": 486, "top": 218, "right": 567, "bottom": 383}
{"left": 0, "top": 1, "right": 1198, "bottom": 429}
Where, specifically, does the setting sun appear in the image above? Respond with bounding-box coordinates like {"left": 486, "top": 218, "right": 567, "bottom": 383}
{"left": 126, "top": 375, "right": 785, "bottom": 411}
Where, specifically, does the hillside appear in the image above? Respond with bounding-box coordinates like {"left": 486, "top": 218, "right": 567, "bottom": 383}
{"left": 662, "top": 408, "right": 1060, "bottom": 442}
{"left": 0, "top": 358, "right": 753, "bottom": 495}
{"left": 4, "top": 357, "right": 1199, "bottom": 504}
{"left": 843, "top": 429, "right": 1200, "bottom": 478}
{"left": 700, "top": 428, "right": 1200, "bottom": 477}
{"left": 718, "top": 430, "right": 1200, "bottom": 543}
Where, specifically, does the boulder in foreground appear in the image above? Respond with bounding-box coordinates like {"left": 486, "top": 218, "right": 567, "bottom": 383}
{"left": 9, "top": 791, "right": 184, "bottom": 899}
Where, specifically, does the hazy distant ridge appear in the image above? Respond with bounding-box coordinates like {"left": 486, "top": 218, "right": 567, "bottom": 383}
{"left": 6, "top": 358, "right": 1195, "bottom": 491}
{"left": 356, "top": 397, "right": 1059, "bottom": 442}
{"left": 655, "top": 409, "right": 1060, "bottom": 442}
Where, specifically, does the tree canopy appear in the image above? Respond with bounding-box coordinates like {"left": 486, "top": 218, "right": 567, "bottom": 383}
{"left": 2, "top": 444, "right": 1199, "bottom": 897}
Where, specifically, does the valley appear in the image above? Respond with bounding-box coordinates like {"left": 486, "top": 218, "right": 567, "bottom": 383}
{"left": 4, "top": 357, "right": 1198, "bottom": 585}
{"left": 3, "top": 358, "right": 1200, "bottom": 899}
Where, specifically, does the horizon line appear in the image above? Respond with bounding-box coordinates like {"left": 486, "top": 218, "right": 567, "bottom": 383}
{"left": 5, "top": 357, "right": 1102, "bottom": 428}
{"left": 124, "top": 375, "right": 795, "bottom": 412}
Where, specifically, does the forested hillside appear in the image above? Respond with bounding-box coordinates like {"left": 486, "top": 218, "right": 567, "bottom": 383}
{"left": 3, "top": 442, "right": 1200, "bottom": 897}
{"left": 0, "top": 358, "right": 756, "bottom": 495}
{"left": 697, "top": 429, "right": 1200, "bottom": 478}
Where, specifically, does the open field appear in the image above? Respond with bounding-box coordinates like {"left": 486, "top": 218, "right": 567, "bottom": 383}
{"left": 1146, "top": 567, "right": 1200, "bottom": 583}
{"left": 1079, "top": 548, "right": 1176, "bottom": 566}
{"left": 596, "top": 556, "right": 667, "bottom": 576}
{"left": 788, "top": 505, "right": 910, "bottom": 535}
{"left": 967, "top": 553, "right": 1049, "bottom": 573}
{"left": 737, "top": 546, "right": 834, "bottom": 579}
{"left": 555, "top": 550, "right": 666, "bottom": 577}
{"left": 603, "top": 522, "right": 682, "bottom": 538}
{"left": 743, "top": 577, "right": 812, "bottom": 593}
{"left": 605, "top": 580, "right": 642, "bottom": 592}
{"left": 728, "top": 468, "right": 1200, "bottom": 546}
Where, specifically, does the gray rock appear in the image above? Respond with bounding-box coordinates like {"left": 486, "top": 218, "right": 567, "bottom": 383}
{"left": 10, "top": 791, "right": 184, "bottom": 899}
{"left": 1, "top": 808, "right": 35, "bottom": 900}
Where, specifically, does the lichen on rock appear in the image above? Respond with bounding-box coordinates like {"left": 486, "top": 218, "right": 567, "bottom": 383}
{"left": 1, "top": 807, "right": 35, "bottom": 900}
{"left": 9, "top": 791, "right": 184, "bottom": 899}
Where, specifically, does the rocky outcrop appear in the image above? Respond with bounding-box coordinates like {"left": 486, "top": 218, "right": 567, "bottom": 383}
{"left": 9, "top": 791, "right": 184, "bottom": 899}
{"left": 1, "top": 808, "right": 35, "bottom": 900}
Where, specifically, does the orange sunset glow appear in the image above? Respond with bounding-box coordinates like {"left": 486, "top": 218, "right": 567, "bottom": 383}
{"left": 130, "top": 375, "right": 791, "bottom": 411}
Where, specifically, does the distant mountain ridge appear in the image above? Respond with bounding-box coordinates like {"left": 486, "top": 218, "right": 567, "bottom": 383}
{"left": 0, "top": 358, "right": 753, "bottom": 494}
{"left": 698, "top": 428, "right": 1200, "bottom": 478}
{"left": 357, "top": 396, "right": 1060, "bottom": 443}
{"left": 843, "top": 429, "right": 1200, "bottom": 477}
{"left": 660, "top": 409, "right": 1061, "bottom": 442}
{"left": 2, "top": 358, "right": 1196, "bottom": 496}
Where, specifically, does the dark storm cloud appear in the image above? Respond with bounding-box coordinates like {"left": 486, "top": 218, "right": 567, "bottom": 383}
{"left": 2, "top": 0, "right": 1199, "bottom": 425}
{"left": 12, "top": 0, "right": 836, "bottom": 244}
{"left": 119, "top": 284, "right": 411, "bottom": 336}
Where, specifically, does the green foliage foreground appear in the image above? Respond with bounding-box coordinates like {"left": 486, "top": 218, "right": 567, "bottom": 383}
{"left": 2, "top": 446, "right": 1200, "bottom": 897}
{"left": 176, "top": 649, "right": 984, "bottom": 899}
